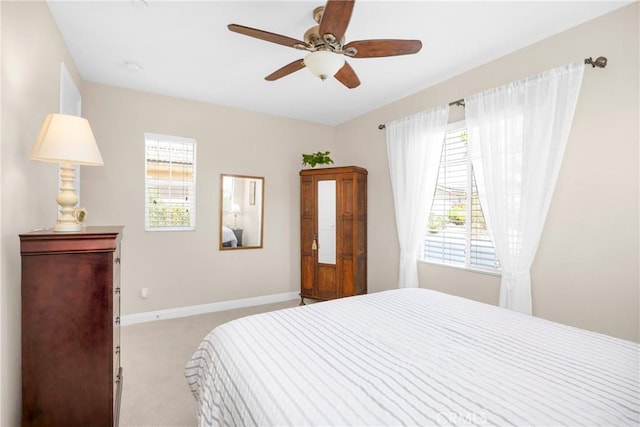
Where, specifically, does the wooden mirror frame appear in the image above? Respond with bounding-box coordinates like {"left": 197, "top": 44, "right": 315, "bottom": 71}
{"left": 219, "top": 174, "right": 264, "bottom": 250}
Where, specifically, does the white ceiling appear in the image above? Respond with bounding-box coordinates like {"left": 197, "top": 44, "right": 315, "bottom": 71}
{"left": 47, "top": 0, "right": 632, "bottom": 126}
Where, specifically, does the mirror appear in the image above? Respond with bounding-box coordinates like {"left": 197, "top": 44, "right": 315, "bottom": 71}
{"left": 219, "top": 174, "right": 264, "bottom": 250}
{"left": 317, "top": 180, "right": 336, "bottom": 264}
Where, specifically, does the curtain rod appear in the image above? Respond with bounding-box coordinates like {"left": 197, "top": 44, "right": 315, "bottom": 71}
{"left": 377, "top": 56, "right": 607, "bottom": 130}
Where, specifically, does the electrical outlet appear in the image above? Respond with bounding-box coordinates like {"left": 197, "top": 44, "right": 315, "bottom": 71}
{"left": 140, "top": 287, "right": 149, "bottom": 299}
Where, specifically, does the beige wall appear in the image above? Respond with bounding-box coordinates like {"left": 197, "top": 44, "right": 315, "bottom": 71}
{"left": 81, "top": 83, "right": 336, "bottom": 315}
{"left": 336, "top": 3, "right": 639, "bottom": 342}
{"left": 1, "top": 2, "right": 83, "bottom": 425}
{"left": 2, "top": 2, "right": 638, "bottom": 424}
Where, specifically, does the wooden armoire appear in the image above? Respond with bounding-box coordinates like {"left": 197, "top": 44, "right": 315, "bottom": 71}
{"left": 20, "top": 226, "right": 123, "bottom": 427}
{"left": 300, "top": 166, "right": 367, "bottom": 303}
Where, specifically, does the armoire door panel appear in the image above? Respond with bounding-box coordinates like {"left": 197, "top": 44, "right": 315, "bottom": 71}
{"left": 340, "top": 220, "right": 354, "bottom": 255}
{"left": 356, "top": 176, "right": 367, "bottom": 214}
{"left": 341, "top": 259, "right": 355, "bottom": 297}
{"left": 301, "top": 179, "right": 314, "bottom": 217}
{"left": 317, "top": 264, "right": 337, "bottom": 299}
{"left": 301, "top": 218, "right": 315, "bottom": 254}
{"left": 354, "top": 257, "right": 367, "bottom": 295}
{"left": 340, "top": 178, "right": 354, "bottom": 215}
{"left": 301, "top": 255, "right": 315, "bottom": 295}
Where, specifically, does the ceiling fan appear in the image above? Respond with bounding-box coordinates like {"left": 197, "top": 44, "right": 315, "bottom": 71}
{"left": 228, "top": 0, "right": 422, "bottom": 89}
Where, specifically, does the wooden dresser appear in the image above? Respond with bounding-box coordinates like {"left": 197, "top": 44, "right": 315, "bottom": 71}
{"left": 20, "top": 226, "right": 123, "bottom": 427}
{"left": 300, "top": 166, "right": 367, "bottom": 303}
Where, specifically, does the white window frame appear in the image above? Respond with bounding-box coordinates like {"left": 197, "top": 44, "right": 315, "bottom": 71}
{"left": 144, "top": 133, "right": 196, "bottom": 231}
{"left": 421, "top": 121, "right": 500, "bottom": 275}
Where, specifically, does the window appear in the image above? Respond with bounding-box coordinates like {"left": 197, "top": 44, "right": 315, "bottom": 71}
{"left": 221, "top": 175, "right": 234, "bottom": 212}
{"left": 423, "top": 123, "right": 500, "bottom": 272}
{"left": 145, "top": 133, "right": 196, "bottom": 231}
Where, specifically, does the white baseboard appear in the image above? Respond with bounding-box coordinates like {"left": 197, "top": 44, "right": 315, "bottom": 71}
{"left": 120, "top": 291, "right": 300, "bottom": 325}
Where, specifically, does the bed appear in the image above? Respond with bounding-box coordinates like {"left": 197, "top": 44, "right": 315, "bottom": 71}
{"left": 185, "top": 288, "right": 639, "bottom": 426}
{"left": 221, "top": 225, "right": 238, "bottom": 247}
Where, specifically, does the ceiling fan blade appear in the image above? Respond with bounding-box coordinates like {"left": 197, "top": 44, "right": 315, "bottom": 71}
{"left": 344, "top": 39, "right": 422, "bottom": 58}
{"left": 334, "top": 62, "right": 360, "bottom": 89}
{"left": 265, "top": 59, "right": 306, "bottom": 81}
{"left": 319, "top": 0, "right": 355, "bottom": 43}
{"left": 228, "top": 24, "right": 307, "bottom": 49}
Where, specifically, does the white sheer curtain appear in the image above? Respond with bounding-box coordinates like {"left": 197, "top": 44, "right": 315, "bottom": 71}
{"left": 466, "top": 61, "right": 584, "bottom": 314}
{"left": 386, "top": 106, "right": 449, "bottom": 288}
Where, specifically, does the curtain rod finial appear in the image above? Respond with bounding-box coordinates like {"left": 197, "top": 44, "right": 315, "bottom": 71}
{"left": 585, "top": 56, "right": 607, "bottom": 68}
{"left": 378, "top": 124, "right": 386, "bottom": 130}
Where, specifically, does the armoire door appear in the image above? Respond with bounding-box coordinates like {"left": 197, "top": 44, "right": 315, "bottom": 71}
{"left": 300, "top": 174, "right": 339, "bottom": 300}
{"left": 300, "top": 174, "right": 315, "bottom": 298}
{"left": 315, "top": 177, "right": 338, "bottom": 299}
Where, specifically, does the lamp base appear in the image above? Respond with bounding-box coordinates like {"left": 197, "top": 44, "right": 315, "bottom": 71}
{"left": 53, "top": 161, "right": 82, "bottom": 233}
{"left": 53, "top": 222, "right": 82, "bottom": 233}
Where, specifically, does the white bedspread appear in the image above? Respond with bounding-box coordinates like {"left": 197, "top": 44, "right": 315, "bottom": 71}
{"left": 185, "top": 288, "right": 639, "bottom": 426}
{"left": 221, "top": 226, "right": 237, "bottom": 247}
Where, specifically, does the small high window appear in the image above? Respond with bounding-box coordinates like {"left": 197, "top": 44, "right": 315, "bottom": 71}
{"left": 144, "top": 133, "right": 196, "bottom": 231}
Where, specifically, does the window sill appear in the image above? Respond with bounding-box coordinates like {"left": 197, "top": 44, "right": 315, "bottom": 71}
{"left": 418, "top": 259, "right": 502, "bottom": 278}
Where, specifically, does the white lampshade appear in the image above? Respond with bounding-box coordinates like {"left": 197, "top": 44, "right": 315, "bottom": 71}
{"left": 230, "top": 203, "right": 241, "bottom": 214}
{"left": 303, "top": 51, "right": 345, "bottom": 81}
{"left": 32, "top": 113, "right": 103, "bottom": 165}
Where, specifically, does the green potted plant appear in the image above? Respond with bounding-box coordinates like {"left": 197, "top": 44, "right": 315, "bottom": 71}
{"left": 427, "top": 214, "right": 445, "bottom": 233}
{"left": 302, "top": 151, "right": 334, "bottom": 168}
{"left": 447, "top": 203, "right": 466, "bottom": 226}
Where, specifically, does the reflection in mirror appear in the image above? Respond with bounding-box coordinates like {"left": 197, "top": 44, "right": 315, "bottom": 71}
{"left": 220, "top": 174, "right": 264, "bottom": 250}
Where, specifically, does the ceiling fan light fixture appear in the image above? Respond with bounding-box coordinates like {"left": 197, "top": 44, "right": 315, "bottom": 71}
{"left": 304, "top": 50, "right": 344, "bottom": 81}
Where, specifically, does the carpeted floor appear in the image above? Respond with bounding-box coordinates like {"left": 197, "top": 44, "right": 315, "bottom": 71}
{"left": 119, "top": 299, "right": 299, "bottom": 427}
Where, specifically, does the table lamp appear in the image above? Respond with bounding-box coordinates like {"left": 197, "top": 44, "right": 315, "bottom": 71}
{"left": 230, "top": 203, "right": 241, "bottom": 229}
{"left": 31, "top": 113, "right": 104, "bottom": 232}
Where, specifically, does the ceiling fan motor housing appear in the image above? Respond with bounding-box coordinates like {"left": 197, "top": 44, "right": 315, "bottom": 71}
{"left": 304, "top": 25, "right": 345, "bottom": 52}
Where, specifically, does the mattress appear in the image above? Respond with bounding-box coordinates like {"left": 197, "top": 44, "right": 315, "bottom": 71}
{"left": 185, "top": 288, "right": 639, "bottom": 426}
